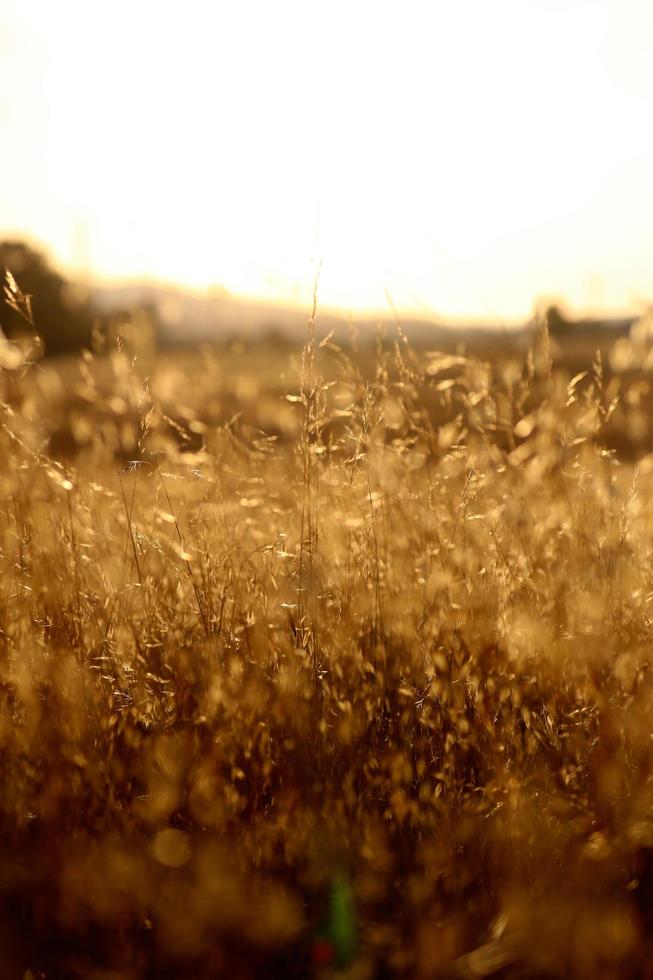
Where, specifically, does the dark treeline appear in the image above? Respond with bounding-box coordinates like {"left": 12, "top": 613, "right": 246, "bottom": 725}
{"left": 0, "top": 241, "right": 97, "bottom": 356}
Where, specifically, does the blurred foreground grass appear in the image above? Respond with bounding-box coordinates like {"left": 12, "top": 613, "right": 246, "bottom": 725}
{"left": 3, "top": 314, "right": 653, "bottom": 977}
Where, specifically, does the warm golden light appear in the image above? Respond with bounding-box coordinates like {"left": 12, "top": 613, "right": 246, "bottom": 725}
{"left": 5, "top": 8, "right": 653, "bottom": 976}
{"left": 2, "top": 0, "right": 652, "bottom": 321}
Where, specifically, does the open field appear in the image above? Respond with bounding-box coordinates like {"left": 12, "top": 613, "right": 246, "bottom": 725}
{"left": 4, "top": 318, "right": 653, "bottom": 977}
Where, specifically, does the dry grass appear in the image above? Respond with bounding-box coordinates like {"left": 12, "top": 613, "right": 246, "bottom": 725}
{"left": 3, "top": 299, "right": 653, "bottom": 978}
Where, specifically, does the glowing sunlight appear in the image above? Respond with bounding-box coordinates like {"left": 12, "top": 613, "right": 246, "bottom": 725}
{"left": 2, "top": 0, "right": 652, "bottom": 321}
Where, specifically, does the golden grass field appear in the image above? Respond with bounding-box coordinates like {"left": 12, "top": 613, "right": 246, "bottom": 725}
{"left": 4, "top": 301, "right": 653, "bottom": 978}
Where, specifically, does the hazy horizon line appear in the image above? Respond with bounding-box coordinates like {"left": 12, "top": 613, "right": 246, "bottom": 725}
{"left": 1, "top": 231, "right": 646, "bottom": 330}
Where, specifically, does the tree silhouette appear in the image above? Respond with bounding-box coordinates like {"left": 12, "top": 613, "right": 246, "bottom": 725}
{"left": 544, "top": 304, "right": 570, "bottom": 337}
{"left": 0, "top": 241, "right": 94, "bottom": 355}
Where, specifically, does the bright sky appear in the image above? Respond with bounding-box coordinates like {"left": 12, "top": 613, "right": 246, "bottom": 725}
{"left": 1, "top": 0, "right": 652, "bottom": 323}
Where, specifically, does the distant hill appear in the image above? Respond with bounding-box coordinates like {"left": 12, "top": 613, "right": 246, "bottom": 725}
{"left": 89, "top": 282, "right": 528, "bottom": 350}
{"left": 2, "top": 238, "right": 639, "bottom": 358}
{"left": 90, "top": 282, "right": 643, "bottom": 358}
